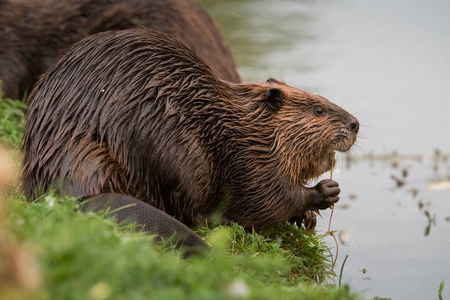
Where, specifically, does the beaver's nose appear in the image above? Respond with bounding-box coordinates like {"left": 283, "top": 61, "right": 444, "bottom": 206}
{"left": 349, "top": 117, "right": 359, "bottom": 134}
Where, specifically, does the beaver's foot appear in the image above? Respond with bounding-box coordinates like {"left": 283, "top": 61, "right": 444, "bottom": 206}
{"left": 289, "top": 210, "right": 318, "bottom": 232}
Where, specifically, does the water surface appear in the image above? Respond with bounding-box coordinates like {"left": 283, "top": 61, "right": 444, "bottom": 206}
{"left": 202, "top": 0, "right": 450, "bottom": 155}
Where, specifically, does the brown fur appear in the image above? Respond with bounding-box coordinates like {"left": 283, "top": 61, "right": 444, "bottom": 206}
{"left": 0, "top": 0, "right": 240, "bottom": 100}
{"left": 21, "top": 29, "right": 359, "bottom": 230}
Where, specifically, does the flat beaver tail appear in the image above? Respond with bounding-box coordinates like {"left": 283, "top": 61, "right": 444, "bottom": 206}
{"left": 80, "top": 193, "right": 208, "bottom": 257}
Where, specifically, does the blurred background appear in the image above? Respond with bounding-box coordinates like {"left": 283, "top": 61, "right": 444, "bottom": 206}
{"left": 200, "top": 0, "right": 450, "bottom": 299}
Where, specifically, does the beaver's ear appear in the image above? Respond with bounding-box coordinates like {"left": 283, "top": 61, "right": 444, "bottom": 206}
{"left": 265, "top": 88, "right": 284, "bottom": 111}
{"left": 266, "top": 77, "right": 279, "bottom": 83}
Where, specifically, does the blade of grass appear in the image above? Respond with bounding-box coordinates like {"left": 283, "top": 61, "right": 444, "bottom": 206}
{"left": 439, "top": 280, "right": 445, "bottom": 300}
{"left": 338, "top": 255, "right": 348, "bottom": 287}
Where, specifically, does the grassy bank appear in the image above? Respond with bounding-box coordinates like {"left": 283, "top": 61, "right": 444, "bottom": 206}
{"left": 3, "top": 194, "right": 359, "bottom": 300}
{"left": 0, "top": 91, "right": 361, "bottom": 299}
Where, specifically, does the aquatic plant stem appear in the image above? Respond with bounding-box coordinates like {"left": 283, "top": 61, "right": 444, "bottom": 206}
{"left": 438, "top": 280, "right": 445, "bottom": 300}
{"left": 322, "top": 152, "right": 339, "bottom": 283}
{"left": 322, "top": 208, "right": 338, "bottom": 275}
{"left": 339, "top": 255, "right": 348, "bottom": 287}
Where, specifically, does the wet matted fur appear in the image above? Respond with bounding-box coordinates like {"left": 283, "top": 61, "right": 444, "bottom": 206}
{"left": 0, "top": 0, "right": 240, "bottom": 100}
{"left": 22, "top": 29, "right": 359, "bottom": 231}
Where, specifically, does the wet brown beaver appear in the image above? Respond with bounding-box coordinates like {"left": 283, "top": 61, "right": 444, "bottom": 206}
{"left": 21, "top": 29, "right": 358, "bottom": 248}
{"left": 0, "top": 0, "right": 240, "bottom": 100}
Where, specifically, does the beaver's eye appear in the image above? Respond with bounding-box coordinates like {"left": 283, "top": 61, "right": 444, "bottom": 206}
{"left": 315, "top": 106, "right": 325, "bottom": 116}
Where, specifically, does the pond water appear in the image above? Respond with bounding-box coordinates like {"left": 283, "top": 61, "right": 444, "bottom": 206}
{"left": 200, "top": 0, "right": 450, "bottom": 299}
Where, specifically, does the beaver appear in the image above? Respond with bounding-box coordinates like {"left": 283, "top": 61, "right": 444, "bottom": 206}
{"left": 0, "top": 0, "right": 240, "bottom": 100}
{"left": 21, "top": 29, "right": 359, "bottom": 248}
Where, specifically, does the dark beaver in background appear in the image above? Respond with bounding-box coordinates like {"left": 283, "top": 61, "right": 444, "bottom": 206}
{"left": 22, "top": 29, "right": 358, "bottom": 243}
{"left": 0, "top": 0, "right": 240, "bottom": 100}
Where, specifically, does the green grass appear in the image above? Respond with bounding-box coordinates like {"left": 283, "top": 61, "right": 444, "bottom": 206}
{"left": 3, "top": 194, "right": 360, "bottom": 300}
{"left": 439, "top": 280, "right": 445, "bottom": 300}
{"left": 0, "top": 82, "right": 26, "bottom": 149}
{"left": 203, "top": 221, "right": 336, "bottom": 284}
{"left": 0, "top": 85, "right": 361, "bottom": 299}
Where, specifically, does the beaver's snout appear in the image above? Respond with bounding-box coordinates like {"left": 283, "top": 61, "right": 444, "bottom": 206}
{"left": 349, "top": 117, "right": 359, "bottom": 135}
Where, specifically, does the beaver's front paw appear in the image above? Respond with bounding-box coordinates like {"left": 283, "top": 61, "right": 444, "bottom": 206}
{"left": 312, "top": 179, "right": 340, "bottom": 209}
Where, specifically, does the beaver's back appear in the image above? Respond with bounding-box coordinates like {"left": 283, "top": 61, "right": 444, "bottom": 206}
{"left": 22, "top": 29, "right": 227, "bottom": 225}
{"left": 0, "top": 0, "right": 240, "bottom": 100}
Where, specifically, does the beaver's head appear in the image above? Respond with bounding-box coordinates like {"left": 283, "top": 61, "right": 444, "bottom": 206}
{"left": 250, "top": 78, "right": 359, "bottom": 184}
